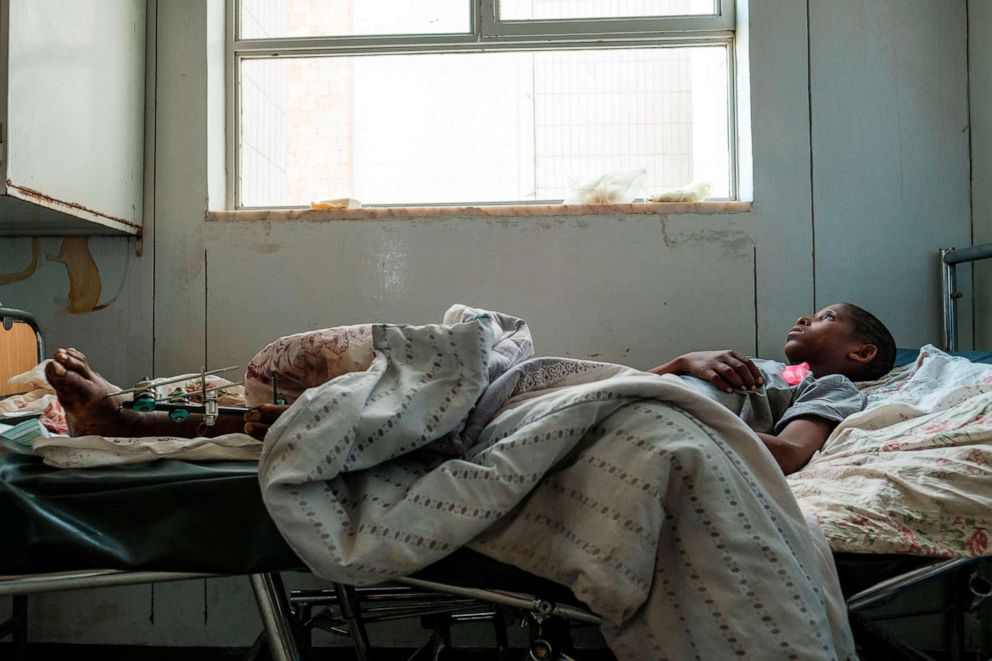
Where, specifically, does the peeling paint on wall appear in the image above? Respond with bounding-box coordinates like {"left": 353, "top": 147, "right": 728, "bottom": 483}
{"left": 47, "top": 238, "right": 107, "bottom": 314}
{"left": 0, "top": 238, "right": 40, "bottom": 286}
{"left": 658, "top": 216, "right": 753, "bottom": 259}
{"left": 255, "top": 243, "right": 282, "bottom": 254}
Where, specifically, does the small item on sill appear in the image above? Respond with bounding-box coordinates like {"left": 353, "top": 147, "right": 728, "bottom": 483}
{"left": 649, "top": 182, "right": 711, "bottom": 203}
{"left": 564, "top": 168, "right": 646, "bottom": 205}
{"left": 310, "top": 198, "right": 362, "bottom": 211}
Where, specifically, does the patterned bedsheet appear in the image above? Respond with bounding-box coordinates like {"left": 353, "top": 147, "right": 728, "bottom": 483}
{"left": 789, "top": 345, "right": 992, "bottom": 557}
{"left": 258, "top": 307, "right": 855, "bottom": 659}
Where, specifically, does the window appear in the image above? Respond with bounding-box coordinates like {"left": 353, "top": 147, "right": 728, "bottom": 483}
{"left": 229, "top": 0, "right": 736, "bottom": 208}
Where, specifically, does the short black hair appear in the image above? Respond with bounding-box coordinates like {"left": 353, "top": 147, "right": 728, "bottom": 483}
{"left": 842, "top": 303, "right": 896, "bottom": 381}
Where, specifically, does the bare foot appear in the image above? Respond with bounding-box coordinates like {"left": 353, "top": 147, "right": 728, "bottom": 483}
{"left": 45, "top": 348, "right": 128, "bottom": 436}
{"left": 244, "top": 404, "right": 290, "bottom": 441}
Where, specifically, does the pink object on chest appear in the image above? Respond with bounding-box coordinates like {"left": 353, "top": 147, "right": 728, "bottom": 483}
{"left": 781, "top": 362, "right": 811, "bottom": 386}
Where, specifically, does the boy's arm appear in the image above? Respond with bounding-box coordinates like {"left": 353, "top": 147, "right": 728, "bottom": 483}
{"left": 650, "top": 350, "right": 763, "bottom": 393}
{"left": 756, "top": 415, "right": 834, "bottom": 475}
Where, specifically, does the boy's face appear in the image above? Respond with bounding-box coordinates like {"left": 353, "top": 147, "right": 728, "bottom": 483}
{"left": 783, "top": 304, "right": 864, "bottom": 374}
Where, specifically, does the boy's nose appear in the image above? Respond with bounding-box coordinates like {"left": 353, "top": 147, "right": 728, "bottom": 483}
{"left": 796, "top": 316, "right": 811, "bottom": 326}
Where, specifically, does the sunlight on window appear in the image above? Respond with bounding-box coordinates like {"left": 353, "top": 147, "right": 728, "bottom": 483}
{"left": 500, "top": 0, "right": 716, "bottom": 20}
{"left": 240, "top": 0, "right": 470, "bottom": 39}
{"left": 237, "top": 0, "right": 732, "bottom": 207}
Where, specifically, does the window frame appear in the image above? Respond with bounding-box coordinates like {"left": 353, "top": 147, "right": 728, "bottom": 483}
{"left": 226, "top": 0, "right": 737, "bottom": 210}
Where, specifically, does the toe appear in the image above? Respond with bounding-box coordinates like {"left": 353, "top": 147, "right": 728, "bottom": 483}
{"left": 57, "top": 348, "right": 93, "bottom": 376}
{"left": 244, "top": 422, "right": 268, "bottom": 440}
{"left": 45, "top": 359, "right": 68, "bottom": 383}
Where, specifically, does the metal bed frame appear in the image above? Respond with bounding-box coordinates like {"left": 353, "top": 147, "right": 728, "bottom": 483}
{"left": 1, "top": 556, "right": 987, "bottom": 661}
{"left": 940, "top": 242, "right": 992, "bottom": 351}
{"left": 0, "top": 570, "right": 302, "bottom": 661}
{"left": 0, "top": 305, "right": 45, "bottom": 360}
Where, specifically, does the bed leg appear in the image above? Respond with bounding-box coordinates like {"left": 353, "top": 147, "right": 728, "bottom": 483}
{"left": 12, "top": 594, "right": 26, "bottom": 661}
{"left": 250, "top": 573, "right": 303, "bottom": 661}
{"left": 493, "top": 606, "right": 510, "bottom": 660}
{"left": 0, "top": 595, "right": 27, "bottom": 661}
{"left": 946, "top": 570, "right": 967, "bottom": 661}
{"left": 0, "top": 595, "right": 28, "bottom": 661}
{"left": 333, "top": 583, "right": 372, "bottom": 661}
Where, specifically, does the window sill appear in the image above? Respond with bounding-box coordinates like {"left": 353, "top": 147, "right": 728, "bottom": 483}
{"left": 206, "top": 201, "right": 752, "bottom": 224}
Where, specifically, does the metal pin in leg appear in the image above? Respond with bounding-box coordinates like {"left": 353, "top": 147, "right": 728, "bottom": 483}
{"left": 108, "top": 365, "right": 240, "bottom": 399}
{"left": 128, "top": 377, "right": 156, "bottom": 412}
{"left": 202, "top": 367, "right": 218, "bottom": 428}
{"left": 131, "top": 391, "right": 156, "bottom": 412}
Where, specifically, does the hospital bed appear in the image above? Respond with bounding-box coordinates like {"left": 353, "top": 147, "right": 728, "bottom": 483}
{"left": 2, "top": 244, "right": 992, "bottom": 660}
{"left": 0, "top": 453, "right": 986, "bottom": 661}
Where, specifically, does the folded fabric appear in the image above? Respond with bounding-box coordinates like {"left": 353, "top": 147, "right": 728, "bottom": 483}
{"left": 34, "top": 433, "right": 262, "bottom": 468}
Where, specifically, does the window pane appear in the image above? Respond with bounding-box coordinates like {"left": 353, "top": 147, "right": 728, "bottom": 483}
{"left": 239, "top": 0, "right": 470, "bottom": 39}
{"left": 499, "top": 0, "right": 717, "bottom": 21}
{"left": 239, "top": 47, "right": 730, "bottom": 207}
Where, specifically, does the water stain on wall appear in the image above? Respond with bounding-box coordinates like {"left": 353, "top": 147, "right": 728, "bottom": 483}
{"left": 0, "top": 238, "right": 40, "bottom": 285}
{"left": 658, "top": 216, "right": 753, "bottom": 259}
{"left": 47, "top": 237, "right": 107, "bottom": 314}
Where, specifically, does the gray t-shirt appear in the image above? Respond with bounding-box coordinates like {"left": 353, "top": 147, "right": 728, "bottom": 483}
{"left": 675, "top": 358, "right": 866, "bottom": 434}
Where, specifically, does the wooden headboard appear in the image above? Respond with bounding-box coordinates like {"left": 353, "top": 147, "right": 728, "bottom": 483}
{"left": 0, "top": 321, "right": 41, "bottom": 395}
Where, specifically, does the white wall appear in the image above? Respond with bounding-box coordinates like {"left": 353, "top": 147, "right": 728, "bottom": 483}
{"left": 0, "top": 0, "right": 977, "bottom": 649}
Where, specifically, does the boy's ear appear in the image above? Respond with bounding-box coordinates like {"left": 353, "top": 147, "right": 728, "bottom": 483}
{"left": 849, "top": 343, "right": 878, "bottom": 364}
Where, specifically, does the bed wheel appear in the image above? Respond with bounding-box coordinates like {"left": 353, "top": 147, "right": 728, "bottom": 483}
{"left": 528, "top": 638, "right": 553, "bottom": 660}
{"left": 525, "top": 614, "right": 577, "bottom": 661}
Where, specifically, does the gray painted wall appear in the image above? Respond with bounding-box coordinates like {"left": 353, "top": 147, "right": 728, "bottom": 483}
{"left": 810, "top": 0, "right": 971, "bottom": 346}
{"left": 972, "top": 1, "right": 992, "bottom": 347}
{"left": 0, "top": 0, "right": 978, "bottom": 649}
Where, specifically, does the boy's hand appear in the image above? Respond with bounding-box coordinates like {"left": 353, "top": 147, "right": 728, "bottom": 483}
{"left": 650, "top": 350, "right": 763, "bottom": 393}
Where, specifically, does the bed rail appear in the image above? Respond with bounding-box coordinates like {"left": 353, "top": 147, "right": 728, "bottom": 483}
{"left": 940, "top": 243, "right": 992, "bottom": 351}
{"left": 0, "top": 305, "right": 45, "bottom": 362}
{"left": 0, "top": 570, "right": 303, "bottom": 661}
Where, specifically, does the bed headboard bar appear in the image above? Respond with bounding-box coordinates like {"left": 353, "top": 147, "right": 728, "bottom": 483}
{"left": 940, "top": 243, "right": 992, "bottom": 351}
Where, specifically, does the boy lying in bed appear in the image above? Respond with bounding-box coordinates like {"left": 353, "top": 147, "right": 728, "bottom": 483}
{"left": 649, "top": 303, "right": 895, "bottom": 472}
{"left": 43, "top": 302, "right": 895, "bottom": 474}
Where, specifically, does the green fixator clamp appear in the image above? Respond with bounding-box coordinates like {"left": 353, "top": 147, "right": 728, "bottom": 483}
{"left": 169, "top": 408, "right": 190, "bottom": 423}
{"left": 131, "top": 394, "right": 156, "bottom": 412}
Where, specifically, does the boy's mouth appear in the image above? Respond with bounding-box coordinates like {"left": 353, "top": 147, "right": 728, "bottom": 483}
{"left": 786, "top": 327, "right": 804, "bottom": 338}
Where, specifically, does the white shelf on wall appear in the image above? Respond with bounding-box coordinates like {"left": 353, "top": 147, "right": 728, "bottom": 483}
{"left": 0, "top": 0, "right": 145, "bottom": 236}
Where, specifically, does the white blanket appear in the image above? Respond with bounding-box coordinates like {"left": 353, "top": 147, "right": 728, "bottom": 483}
{"left": 258, "top": 310, "right": 855, "bottom": 659}
{"left": 33, "top": 433, "right": 262, "bottom": 467}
